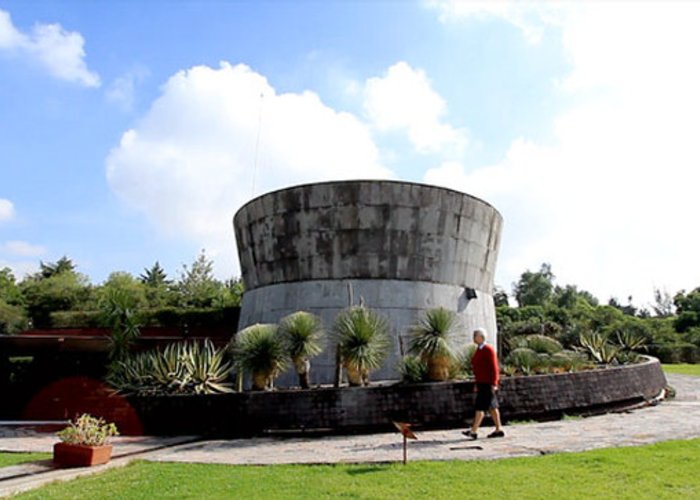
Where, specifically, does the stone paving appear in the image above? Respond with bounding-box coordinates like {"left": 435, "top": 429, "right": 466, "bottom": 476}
{"left": 149, "top": 373, "right": 700, "bottom": 465}
{"left": 0, "top": 374, "right": 697, "bottom": 496}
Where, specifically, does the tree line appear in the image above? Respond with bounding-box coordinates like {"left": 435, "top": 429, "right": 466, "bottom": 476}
{"left": 497, "top": 263, "right": 700, "bottom": 363}
{"left": 0, "top": 251, "right": 243, "bottom": 333}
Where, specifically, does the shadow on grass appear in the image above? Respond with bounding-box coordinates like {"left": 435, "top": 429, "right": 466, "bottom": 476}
{"left": 345, "top": 465, "right": 392, "bottom": 476}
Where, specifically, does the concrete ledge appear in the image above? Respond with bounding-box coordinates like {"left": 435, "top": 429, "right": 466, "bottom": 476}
{"left": 127, "top": 357, "right": 667, "bottom": 437}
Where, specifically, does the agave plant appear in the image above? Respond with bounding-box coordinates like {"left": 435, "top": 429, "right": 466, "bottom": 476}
{"left": 279, "top": 311, "right": 324, "bottom": 389}
{"left": 615, "top": 329, "right": 649, "bottom": 353}
{"left": 107, "top": 339, "right": 233, "bottom": 395}
{"left": 578, "top": 331, "right": 620, "bottom": 364}
{"left": 407, "top": 307, "right": 458, "bottom": 381}
{"left": 231, "top": 323, "right": 287, "bottom": 390}
{"left": 333, "top": 306, "right": 389, "bottom": 386}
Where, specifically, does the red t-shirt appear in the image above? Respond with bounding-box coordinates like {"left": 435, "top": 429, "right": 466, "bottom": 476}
{"left": 471, "top": 343, "right": 500, "bottom": 386}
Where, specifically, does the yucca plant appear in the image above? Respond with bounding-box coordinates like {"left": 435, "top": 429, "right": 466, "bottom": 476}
{"left": 408, "top": 307, "right": 458, "bottom": 381}
{"left": 107, "top": 340, "right": 232, "bottom": 395}
{"left": 231, "top": 323, "right": 287, "bottom": 390}
{"left": 279, "top": 311, "right": 324, "bottom": 389}
{"left": 333, "top": 306, "right": 389, "bottom": 386}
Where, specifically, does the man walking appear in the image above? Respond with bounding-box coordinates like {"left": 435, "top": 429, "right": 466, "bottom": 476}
{"left": 463, "top": 328, "right": 505, "bottom": 439}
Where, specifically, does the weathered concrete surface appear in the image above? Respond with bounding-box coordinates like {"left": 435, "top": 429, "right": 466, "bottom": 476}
{"left": 234, "top": 180, "right": 503, "bottom": 290}
{"left": 241, "top": 279, "right": 496, "bottom": 385}
{"left": 233, "top": 181, "right": 503, "bottom": 385}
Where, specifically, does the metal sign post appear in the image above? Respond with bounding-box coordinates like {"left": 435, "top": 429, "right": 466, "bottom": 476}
{"left": 392, "top": 421, "right": 418, "bottom": 464}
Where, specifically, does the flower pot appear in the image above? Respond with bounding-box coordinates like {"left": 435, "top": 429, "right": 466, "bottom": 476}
{"left": 53, "top": 442, "right": 113, "bottom": 468}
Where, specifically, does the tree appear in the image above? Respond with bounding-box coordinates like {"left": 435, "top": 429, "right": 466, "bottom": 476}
{"left": 553, "top": 284, "right": 598, "bottom": 309}
{"left": 139, "top": 261, "right": 170, "bottom": 287}
{"left": 138, "top": 262, "right": 176, "bottom": 308}
{"left": 513, "top": 263, "right": 555, "bottom": 307}
{"left": 493, "top": 286, "right": 509, "bottom": 307}
{"left": 673, "top": 288, "right": 700, "bottom": 333}
{"left": 20, "top": 266, "right": 91, "bottom": 328}
{"left": 652, "top": 288, "right": 675, "bottom": 317}
{"left": 97, "top": 272, "right": 148, "bottom": 311}
{"left": 177, "top": 250, "right": 226, "bottom": 308}
{"left": 0, "top": 267, "right": 23, "bottom": 306}
{"left": 38, "top": 256, "right": 76, "bottom": 279}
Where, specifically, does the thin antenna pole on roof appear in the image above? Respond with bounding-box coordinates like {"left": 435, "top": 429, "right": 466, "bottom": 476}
{"left": 251, "top": 92, "right": 264, "bottom": 196}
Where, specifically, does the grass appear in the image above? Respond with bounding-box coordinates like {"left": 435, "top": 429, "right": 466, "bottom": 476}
{"left": 15, "top": 438, "right": 700, "bottom": 499}
{"left": 662, "top": 363, "right": 700, "bottom": 376}
{"left": 0, "top": 452, "right": 50, "bottom": 468}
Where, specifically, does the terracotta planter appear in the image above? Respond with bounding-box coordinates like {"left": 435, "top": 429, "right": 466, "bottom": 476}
{"left": 53, "top": 442, "right": 113, "bottom": 468}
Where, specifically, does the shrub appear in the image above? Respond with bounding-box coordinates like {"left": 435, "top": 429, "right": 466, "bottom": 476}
{"left": 333, "top": 306, "right": 389, "bottom": 386}
{"left": 57, "top": 414, "right": 118, "bottom": 446}
{"left": 398, "top": 356, "right": 428, "bottom": 383}
{"left": 525, "top": 334, "right": 563, "bottom": 354}
{"left": 279, "top": 311, "right": 324, "bottom": 389}
{"left": 231, "top": 324, "right": 287, "bottom": 390}
{"left": 408, "top": 307, "right": 458, "bottom": 381}
{"left": 505, "top": 347, "right": 539, "bottom": 375}
{"left": 456, "top": 344, "right": 478, "bottom": 377}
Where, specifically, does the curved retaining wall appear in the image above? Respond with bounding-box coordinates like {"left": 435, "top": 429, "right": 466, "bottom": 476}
{"left": 233, "top": 180, "right": 504, "bottom": 385}
{"left": 126, "top": 357, "right": 667, "bottom": 437}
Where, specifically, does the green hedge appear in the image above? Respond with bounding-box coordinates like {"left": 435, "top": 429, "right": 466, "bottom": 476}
{"left": 48, "top": 307, "right": 240, "bottom": 330}
{"left": 649, "top": 342, "right": 699, "bottom": 364}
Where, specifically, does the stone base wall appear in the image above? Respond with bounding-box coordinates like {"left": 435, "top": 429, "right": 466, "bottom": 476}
{"left": 238, "top": 278, "right": 497, "bottom": 385}
{"left": 127, "top": 357, "right": 667, "bottom": 437}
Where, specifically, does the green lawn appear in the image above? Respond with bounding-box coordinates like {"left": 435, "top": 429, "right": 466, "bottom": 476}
{"left": 0, "top": 452, "right": 50, "bottom": 468}
{"left": 662, "top": 364, "right": 700, "bottom": 376}
{"left": 16, "top": 438, "right": 700, "bottom": 499}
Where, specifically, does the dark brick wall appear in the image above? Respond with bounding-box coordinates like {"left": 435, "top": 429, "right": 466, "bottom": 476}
{"left": 127, "top": 357, "right": 667, "bottom": 437}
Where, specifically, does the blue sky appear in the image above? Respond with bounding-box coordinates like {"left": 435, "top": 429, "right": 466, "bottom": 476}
{"left": 1, "top": 1, "right": 699, "bottom": 306}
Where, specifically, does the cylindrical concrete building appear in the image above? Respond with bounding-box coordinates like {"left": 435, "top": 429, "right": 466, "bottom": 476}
{"left": 233, "top": 180, "right": 503, "bottom": 385}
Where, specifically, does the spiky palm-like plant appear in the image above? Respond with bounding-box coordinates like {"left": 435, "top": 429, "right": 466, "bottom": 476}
{"left": 106, "top": 340, "right": 233, "bottom": 395}
{"left": 279, "top": 311, "right": 324, "bottom": 389}
{"left": 231, "top": 323, "right": 287, "bottom": 390}
{"left": 333, "top": 306, "right": 389, "bottom": 386}
{"left": 408, "top": 307, "right": 458, "bottom": 381}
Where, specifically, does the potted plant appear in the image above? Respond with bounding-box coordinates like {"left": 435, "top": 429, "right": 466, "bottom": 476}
{"left": 333, "top": 306, "right": 389, "bottom": 386}
{"left": 408, "top": 307, "right": 458, "bottom": 381}
{"left": 279, "top": 311, "right": 325, "bottom": 389}
{"left": 54, "top": 414, "right": 119, "bottom": 468}
{"left": 231, "top": 323, "right": 287, "bottom": 390}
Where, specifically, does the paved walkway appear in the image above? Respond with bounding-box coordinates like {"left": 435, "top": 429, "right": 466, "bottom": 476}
{"left": 0, "top": 373, "right": 697, "bottom": 496}
{"left": 150, "top": 373, "right": 699, "bottom": 465}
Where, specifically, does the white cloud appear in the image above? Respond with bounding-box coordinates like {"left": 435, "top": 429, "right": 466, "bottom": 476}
{"left": 0, "top": 198, "right": 15, "bottom": 223}
{"left": 106, "top": 62, "right": 393, "bottom": 276}
{"left": 363, "top": 61, "right": 467, "bottom": 155}
{"left": 0, "top": 9, "right": 99, "bottom": 87}
{"left": 429, "top": 0, "right": 565, "bottom": 44}
{"left": 0, "top": 240, "right": 46, "bottom": 257}
{"left": 106, "top": 67, "right": 149, "bottom": 111}
{"left": 426, "top": 2, "right": 700, "bottom": 304}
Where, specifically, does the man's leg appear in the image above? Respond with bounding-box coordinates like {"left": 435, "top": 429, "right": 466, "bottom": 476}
{"left": 471, "top": 410, "right": 485, "bottom": 433}
{"left": 488, "top": 408, "right": 503, "bottom": 432}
